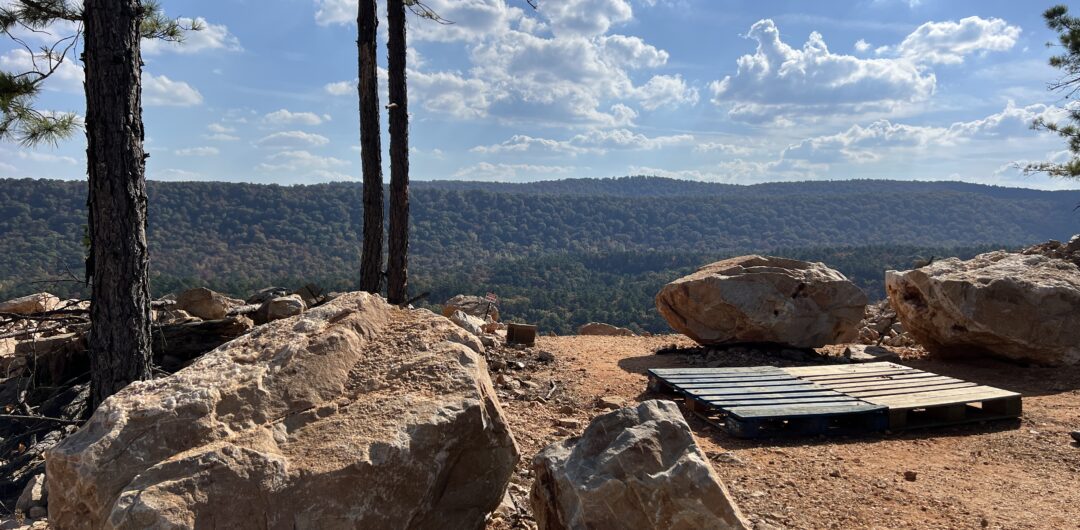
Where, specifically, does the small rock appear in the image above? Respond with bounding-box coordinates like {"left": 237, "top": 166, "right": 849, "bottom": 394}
{"left": 1070, "top": 430, "right": 1080, "bottom": 444}
{"left": 904, "top": 471, "right": 918, "bottom": 482}
{"left": 829, "top": 470, "right": 842, "bottom": 478}
{"left": 708, "top": 451, "right": 746, "bottom": 466}
{"left": 597, "top": 396, "right": 623, "bottom": 410}
{"left": 537, "top": 350, "right": 556, "bottom": 363}
{"left": 555, "top": 417, "right": 581, "bottom": 430}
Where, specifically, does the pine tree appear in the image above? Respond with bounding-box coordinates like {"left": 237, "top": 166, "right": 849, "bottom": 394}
{"left": 357, "top": 0, "right": 383, "bottom": 294}
{"left": 2, "top": 0, "right": 196, "bottom": 407}
{"left": 1028, "top": 5, "right": 1080, "bottom": 177}
{"left": 386, "top": 0, "right": 410, "bottom": 304}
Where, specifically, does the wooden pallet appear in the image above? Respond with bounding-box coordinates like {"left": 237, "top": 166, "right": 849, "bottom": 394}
{"left": 648, "top": 367, "right": 889, "bottom": 439}
{"left": 648, "top": 362, "right": 1021, "bottom": 438}
{"left": 785, "top": 362, "right": 1022, "bottom": 429}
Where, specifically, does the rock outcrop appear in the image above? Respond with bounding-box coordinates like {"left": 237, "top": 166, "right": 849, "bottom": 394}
{"left": 47, "top": 292, "right": 518, "bottom": 529}
{"left": 175, "top": 287, "right": 243, "bottom": 320}
{"left": 531, "top": 400, "right": 748, "bottom": 530}
{"left": 0, "top": 293, "right": 59, "bottom": 315}
{"left": 886, "top": 250, "right": 1080, "bottom": 365}
{"left": 255, "top": 294, "right": 306, "bottom": 324}
{"left": 443, "top": 294, "right": 499, "bottom": 322}
{"left": 450, "top": 309, "right": 486, "bottom": 337}
{"left": 656, "top": 256, "right": 867, "bottom": 348}
{"left": 577, "top": 322, "right": 636, "bottom": 337}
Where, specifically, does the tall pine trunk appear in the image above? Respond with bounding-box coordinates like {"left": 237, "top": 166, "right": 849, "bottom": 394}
{"left": 84, "top": 0, "right": 153, "bottom": 408}
{"left": 386, "top": 0, "right": 410, "bottom": 305}
{"left": 357, "top": 0, "right": 383, "bottom": 294}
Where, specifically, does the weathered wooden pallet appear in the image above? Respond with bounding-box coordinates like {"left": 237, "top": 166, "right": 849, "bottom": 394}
{"left": 648, "top": 367, "right": 889, "bottom": 439}
{"left": 648, "top": 362, "right": 1022, "bottom": 438}
{"left": 785, "top": 362, "right": 1022, "bottom": 430}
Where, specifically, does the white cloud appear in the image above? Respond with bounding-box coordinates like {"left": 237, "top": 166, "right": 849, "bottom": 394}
{"left": 143, "top": 17, "right": 242, "bottom": 55}
{"left": 598, "top": 35, "right": 668, "bottom": 68}
{"left": 324, "top": 80, "right": 355, "bottom": 96}
{"left": 451, "top": 162, "right": 578, "bottom": 181}
{"left": 472, "top": 128, "right": 694, "bottom": 155}
{"left": 257, "top": 150, "right": 349, "bottom": 171}
{"left": 0, "top": 49, "right": 83, "bottom": 93}
{"left": 693, "top": 142, "right": 753, "bottom": 156}
{"left": 855, "top": 39, "right": 871, "bottom": 53}
{"left": 540, "top": 0, "right": 632, "bottom": 37}
{"left": 263, "top": 109, "right": 328, "bottom": 126}
{"left": 17, "top": 151, "right": 79, "bottom": 164}
{"left": 314, "top": 0, "right": 355, "bottom": 26}
{"left": 709, "top": 19, "right": 936, "bottom": 121}
{"left": 207, "top": 123, "right": 235, "bottom": 134}
{"left": 630, "top": 159, "right": 826, "bottom": 183}
{"left": 633, "top": 75, "right": 699, "bottom": 110}
{"left": 782, "top": 102, "right": 1068, "bottom": 164}
{"left": 255, "top": 130, "right": 331, "bottom": 148}
{"left": 892, "top": 16, "right": 1021, "bottom": 65}
{"left": 174, "top": 146, "right": 220, "bottom": 156}
{"left": 143, "top": 74, "right": 204, "bottom": 106}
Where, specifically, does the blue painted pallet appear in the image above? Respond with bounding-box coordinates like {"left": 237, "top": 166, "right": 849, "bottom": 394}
{"left": 648, "top": 367, "right": 889, "bottom": 439}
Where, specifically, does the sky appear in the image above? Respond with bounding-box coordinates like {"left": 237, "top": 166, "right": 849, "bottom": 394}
{"left": 1, "top": 0, "right": 1078, "bottom": 189}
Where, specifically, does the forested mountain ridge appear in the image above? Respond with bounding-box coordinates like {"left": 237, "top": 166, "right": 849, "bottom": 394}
{"left": 0, "top": 177, "right": 1076, "bottom": 332}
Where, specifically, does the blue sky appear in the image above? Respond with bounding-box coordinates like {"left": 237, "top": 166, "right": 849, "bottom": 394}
{"left": 1, "top": 0, "right": 1078, "bottom": 189}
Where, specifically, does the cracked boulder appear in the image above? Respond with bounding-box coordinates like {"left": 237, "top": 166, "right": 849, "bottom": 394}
{"left": 46, "top": 292, "right": 518, "bottom": 529}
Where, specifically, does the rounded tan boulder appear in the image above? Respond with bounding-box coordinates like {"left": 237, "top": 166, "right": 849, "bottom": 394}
{"left": 655, "top": 255, "right": 867, "bottom": 348}
{"left": 886, "top": 251, "right": 1080, "bottom": 365}
{"left": 46, "top": 292, "right": 518, "bottom": 530}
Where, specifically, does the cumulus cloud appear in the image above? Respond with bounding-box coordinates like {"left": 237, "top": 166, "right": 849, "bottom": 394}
{"left": 264, "top": 109, "right": 328, "bottom": 126}
{"left": 0, "top": 49, "right": 83, "bottom": 93}
{"left": 782, "top": 102, "right": 1067, "bottom": 163}
{"left": 324, "top": 80, "right": 355, "bottom": 96}
{"left": 144, "top": 74, "right": 204, "bottom": 106}
{"left": 174, "top": 146, "right": 220, "bottom": 156}
{"left": 143, "top": 17, "right": 242, "bottom": 55}
{"left": 709, "top": 19, "right": 935, "bottom": 121}
{"left": 472, "top": 128, "right": 694, "bottom": 155}
{"left": 451, "top": 162, "right": 578, "bottom": 181}
{"left": 258, "top": 150, "right": 349, "bottom": 171}
{"left": 540, "top": 0, "right": 633, "bottom": 37}
{"left": 255, "top": 131, "right": 330, "bottom": 148}
{"left": 891, "top": 16, "right": 1021, "bottom": 65}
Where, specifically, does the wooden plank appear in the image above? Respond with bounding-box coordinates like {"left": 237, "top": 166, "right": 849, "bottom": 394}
{"left": 783, "top": 362, "right": 904, "bottom": 376}
{"left": 708, "top": 396, "right": 862, "bottom": 407}
{"left": 728, "top": 402, "right": 884, "bottom": 419}
{"left": 847, "top": 382, "right": 980, "bottom": 399}
{"left": 676, "top": 381, "right": 818, "bottom": 391}
{"left": 864, "top": 387, "right": 1019, "bottom": 409}
{"left": 686, "top": 389, "right": 844, "bottom": 400}
{"left": 800, "top": 370, "right": 926, "bottom": 383}
{"left": 679, "top": 383, "right": 824, "bottom": 394}
{"left": 650, "top": 367, "right": 785, "bottom": 375}
{"left": 659, "top": 374, "right": 801, "bottom": 384}
{"left": 825, "top": 376, "right": 967, "bottom": 392}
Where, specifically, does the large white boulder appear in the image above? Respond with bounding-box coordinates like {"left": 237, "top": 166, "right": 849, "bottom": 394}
{"left": 0, "top": 293, "right": 60, "bottom": 315}
{"left": 442, "top": 294, "right": 499, "bottom": 322}
{"left": 46, "top": 292, "right": 518, "bottom": 529}
{"left": 656, "top": 256, "right": 867, "bottom": 348}
{"left": 886, "top": 251, "right": 1080, "bottom": 365}
{"left": 174, "top": 287, "right": 243, "bottom": 320}
{"left": 531, "top": 400, "right": 749, "bottom": 530}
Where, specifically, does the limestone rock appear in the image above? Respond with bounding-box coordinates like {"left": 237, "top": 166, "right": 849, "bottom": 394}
{"left": 443, "top": 295, "right": 499, "bottom": 322}
{"left": 577, "top": 322, "right": 636, "bottom": 337}
{"left": 15, "top": 473, "right": 47, "bottom": 514}
{"left": 656, "top": 256, "right": 867, "bottom": 348}
{"left": 450, "top": 309, "right": 485, "bottom": 337}
{"left": 0, "top": 293, "right": 60, "bottom": 315}
{"left": 531, "top": 400, "right": 748, "bottom": 530}
{"left": 46, "top": 292, "right": 518, "bottom": 530}
{"left": 255, "top": 294, "right": 306, "bottom": 324}
{"left": 886, "top": 251, "right": 1080, "bottom": 365}
{"left": 175, "top": 288, "right": 243, "bottom": 320}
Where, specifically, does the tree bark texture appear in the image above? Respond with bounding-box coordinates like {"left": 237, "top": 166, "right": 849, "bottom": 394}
{"left": 386, "top": 0, "right": 410, "bottom": 305}
{"left": 83, "top": 0, "right": 153, "bottom": 408}
{"left": 357, "top": 0, "right": 384, "bottom": 294}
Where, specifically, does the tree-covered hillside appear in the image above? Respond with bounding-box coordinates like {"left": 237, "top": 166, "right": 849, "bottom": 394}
{"left": 0, "top": 177, "right": 1074, "bottom": 332}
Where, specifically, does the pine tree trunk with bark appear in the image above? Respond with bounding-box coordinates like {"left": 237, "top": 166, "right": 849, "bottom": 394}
{"left": 386, "top": 0, "right": 410, "bottom": 305}
{"left": 83, "top": 0, "right": 153, "bottom": 408}
{"left": 357, "top": 0, "right": 384, "bottom": 294}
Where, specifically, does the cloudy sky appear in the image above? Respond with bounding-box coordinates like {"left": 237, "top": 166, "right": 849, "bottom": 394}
{"left": 1, "top": 0, "right": 1077, "bottom": 188}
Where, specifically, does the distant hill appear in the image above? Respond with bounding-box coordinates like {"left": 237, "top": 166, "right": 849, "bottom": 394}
{"left": 0, "top": 177, "right": 1075, "bottom": 332}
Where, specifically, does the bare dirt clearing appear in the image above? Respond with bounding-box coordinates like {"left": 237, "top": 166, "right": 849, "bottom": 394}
{"left": 493, "top": 335, "right": 1080, "bottom": 530}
